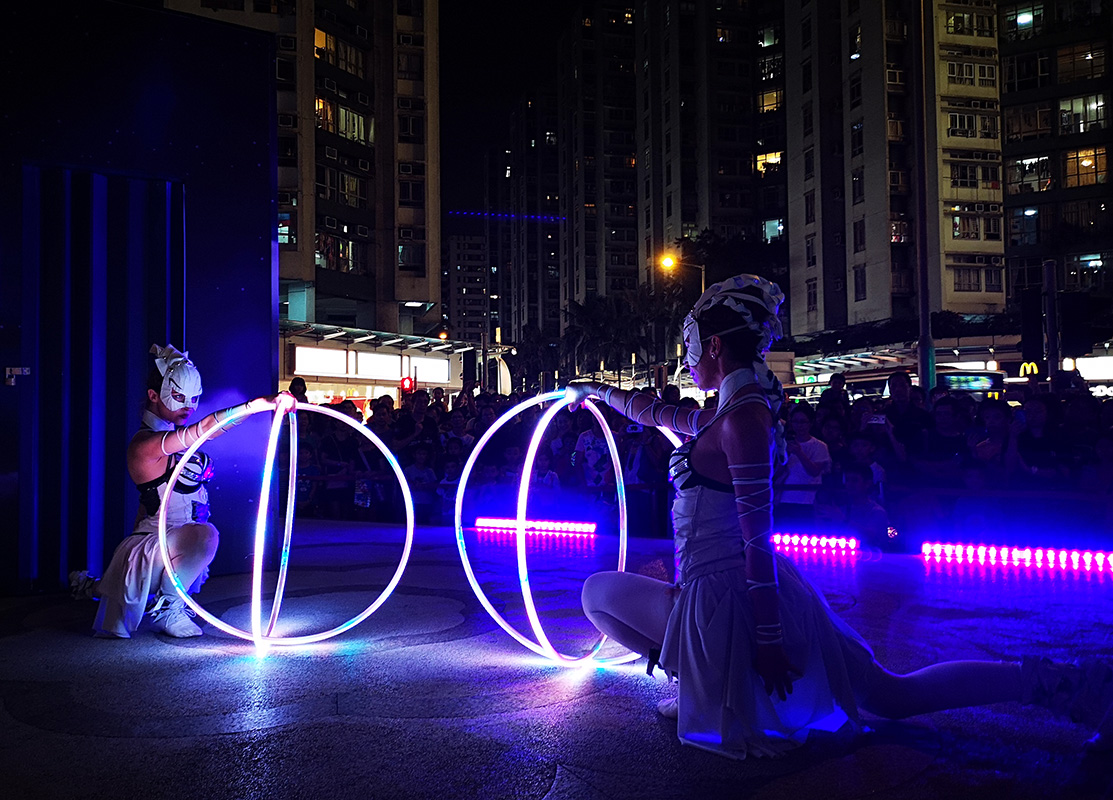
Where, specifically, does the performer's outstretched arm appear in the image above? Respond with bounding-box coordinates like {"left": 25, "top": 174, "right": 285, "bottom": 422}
{"left": 567, "top": 382, "right": 712, "bottom": 436}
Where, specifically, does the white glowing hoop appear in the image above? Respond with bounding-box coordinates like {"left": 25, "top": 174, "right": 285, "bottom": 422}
{"left": 157, "top": 400, "right": 414, "bottom": 648}
{"left": 455, "top": 388, "right": 682, "bottom": 666}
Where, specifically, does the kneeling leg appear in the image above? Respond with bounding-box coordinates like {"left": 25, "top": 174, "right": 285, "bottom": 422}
{"left": 581, "top": 571, "right": 676, "bottom": 657}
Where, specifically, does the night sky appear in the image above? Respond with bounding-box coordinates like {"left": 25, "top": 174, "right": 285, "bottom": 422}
{"left": 439, "top": 2, "right": 580, "bottom": 214}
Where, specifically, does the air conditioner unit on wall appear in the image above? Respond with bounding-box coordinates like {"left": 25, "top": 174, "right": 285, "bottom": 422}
{"left": 277, "top": 36, "right": 296, "bottom": 51}
{"left": 399, "top": 163, "right": 413, "bottom": 174}
{"left": 399, "top": 227, "right": 414, "bottom": 239}
{"left": 325, "top": 216, "right": 337, "bottom": 229}
{"left": 356, "top": 25, "right": 368, "bottom": 39}
{"left": 325, "top": 146, "right": 338, "bottom": 160}
{"left": 324, "top": 78, "right": 337, "bottom": 92}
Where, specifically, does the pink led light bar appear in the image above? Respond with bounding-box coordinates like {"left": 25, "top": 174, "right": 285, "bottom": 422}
{"left": 473, "top": 517, "right": 597, "bottom": 536}
{"left": 921, "top": 541, "right": 1113, "bottom": 573}
{"left": 772, "top": 533, "right": 859, "bottom": 554}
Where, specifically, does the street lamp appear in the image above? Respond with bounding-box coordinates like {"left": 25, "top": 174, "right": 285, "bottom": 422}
{"left": 660, "top": 254, "right": 705, "bottom": 294}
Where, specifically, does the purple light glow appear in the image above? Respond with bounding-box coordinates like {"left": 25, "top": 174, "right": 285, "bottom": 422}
{"left": 920, "top": 540, "right": 1113, "bottom": 574}
{"left": 454, "top": 390, "right": 637, "bottom": 666}
{"left": 158, "top": 400, "right": 415, "bottom": 648}
{"left": 474, "top": 517, "right": 597, "bottom": 535}
{"left": 771, "top": 533, "right": 859, "bottom": 554}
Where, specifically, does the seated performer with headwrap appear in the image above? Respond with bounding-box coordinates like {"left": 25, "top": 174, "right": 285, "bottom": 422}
{"left": 70, "top": 344, "right": 289, "bottom": 638}
{"left": 569, "top": 274, "right": 1111, "bottom": 759}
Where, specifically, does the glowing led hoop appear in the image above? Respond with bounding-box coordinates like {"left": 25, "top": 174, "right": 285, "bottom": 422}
{"left": 455, "top": 390, "right": 640, "bottom": 665}
{"left": 474, "top": 518, "right": 597, "bottom": 535}
{"left": 157, "top": 399, "right": 414, "bottom": 647}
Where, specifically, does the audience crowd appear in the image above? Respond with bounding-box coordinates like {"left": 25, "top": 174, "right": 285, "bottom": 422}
{"left": 281, "top": 371, "right": 1113, "bottom": 551}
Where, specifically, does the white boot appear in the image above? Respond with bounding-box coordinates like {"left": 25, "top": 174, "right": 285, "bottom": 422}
{"left": 147, "top": 592, "right": 203, "bottom": 638}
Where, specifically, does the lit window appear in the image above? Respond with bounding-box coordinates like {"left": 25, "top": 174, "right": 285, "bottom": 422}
{"left": 1003, "top": 4, "right": 1044, "bottom": 41}
{"left": 1057, "top": 42, "right": 1105, "bottom": 82}
{"left": 315, "top": 97, "right": 336, "bottom": 133}
{"left": 757, "top": 24, "right": 780, "bottom": 47}
{"left": 756, "top": 152, "right": 783, "bottom": 175}
{"left": 762, "top": 219, "right": 784, "bottom": 242}
{"left": 952, "top": 214, "right": 981, "bottom": 240}
{"left": 758, "top": 89, "right": 783, "bottom": 113}
{"left": 315, "top": 28, "right": 336, "bottom": 63}
{"left": 1059, "top": 94, "right": 1107, "bottom": 135}
{"left": 1063, "top": 147, "right": 1107, "bottom": 187}
{"left": 1006, "top": 156, "right": 1051, "bottom": 194}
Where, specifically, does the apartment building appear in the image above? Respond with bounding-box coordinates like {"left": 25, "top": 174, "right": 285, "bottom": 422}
{"left": 166, "top": 0, "right": 441, "bottom": 335}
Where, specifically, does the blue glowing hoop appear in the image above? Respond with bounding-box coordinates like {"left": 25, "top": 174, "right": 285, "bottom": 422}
{"left": 455, "top": 389, "right": 641, "bottom": 666}
{"left": 157, "top": 400, "right": 415, "bottom": 648}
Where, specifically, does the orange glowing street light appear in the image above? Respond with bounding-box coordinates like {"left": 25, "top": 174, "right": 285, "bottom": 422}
{"left": 659, "top": 254, "right": 705, "bottom": 294}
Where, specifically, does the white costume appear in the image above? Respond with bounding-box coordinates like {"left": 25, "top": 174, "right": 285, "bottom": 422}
{"left": 92, "top": 347, "right": 212, "bottom": 638}
{"left": 659, "top": 368, "right": 874, "bottom": 758}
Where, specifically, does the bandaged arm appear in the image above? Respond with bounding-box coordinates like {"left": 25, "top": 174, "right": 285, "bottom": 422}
{"left": 574, "top": 382, "right": 712, "bottom": 436}
{"left": 134, "top": 396, "right": 281, "bottom": 462}
{"left": 720, "top": 405, "right": 782, "bottom": 644}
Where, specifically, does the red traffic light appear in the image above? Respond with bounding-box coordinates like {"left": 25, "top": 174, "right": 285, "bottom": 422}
{"left": 400, "top": 376, "right": 414, "bottom": 393}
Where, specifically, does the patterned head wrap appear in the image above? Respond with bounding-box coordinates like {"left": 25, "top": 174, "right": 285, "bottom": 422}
{"left": 682, "top": 274, "right": 784, "bottom": 369}
{"left": 682, "top": 274, "right": 788, "bottom": 464}
{"left": 151, "top": 343, "right": 203, "bottom": 412}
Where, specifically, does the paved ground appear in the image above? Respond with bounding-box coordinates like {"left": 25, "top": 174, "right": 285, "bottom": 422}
{"left": 2, "top": 520, "right": 1111, "bottom": 799}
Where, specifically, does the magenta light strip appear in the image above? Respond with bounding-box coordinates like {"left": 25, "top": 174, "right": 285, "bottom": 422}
{"left": 772, "top": 533, "right": 859, "bottom": 553}
{"left": 474, "top": 517, "right": 597, "bottom": 535}
{"left": 921, "top": 541, "right": 1113, "bottom": 573}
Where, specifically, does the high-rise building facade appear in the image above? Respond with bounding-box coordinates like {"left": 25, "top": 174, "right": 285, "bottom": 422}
{"left": 635, "top": 0, "right": 788, "bottom": 290}
{"left": 507, "top": 92, "right": 563, "bottom": 342}
{"left": 786, "top": 0, "right": 1007, "bottom": 337}
{"left": 165, "top": 0, "right": 440, "bottom": 335}
{"left": 999, "top": 1, "right": 1112, "bottom": 304}
{"left": 442, "top": 234, "right": 488, "bottom": 342}
{"left": 557, "top": 2, "right": 639, "bottom": 314}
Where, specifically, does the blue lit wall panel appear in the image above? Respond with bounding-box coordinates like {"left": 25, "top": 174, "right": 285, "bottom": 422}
{"left": 0, "top": 1, "right": 277, "bottom": 591}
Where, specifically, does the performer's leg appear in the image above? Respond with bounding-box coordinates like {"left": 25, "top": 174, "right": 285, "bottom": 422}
{"left": 161, "top": 522, "right": 219, "bottom": 593}
{"left": 857, "top": 659, "right": 1023, "bottom": 719}
{"left": 581, "top": 571, "right": 677, "bottom": 657}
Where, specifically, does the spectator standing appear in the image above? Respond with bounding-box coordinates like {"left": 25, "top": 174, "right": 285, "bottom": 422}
{"left": 774, "top": 402, "right": 831, "bottom": 526}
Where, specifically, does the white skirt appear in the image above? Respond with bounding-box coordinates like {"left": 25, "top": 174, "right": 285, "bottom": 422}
{"left": 658, "top": 553, "right": 875, "bottom": 759}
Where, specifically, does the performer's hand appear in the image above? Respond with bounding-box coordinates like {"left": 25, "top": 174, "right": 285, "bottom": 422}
{"left": 274, "top": 391, "right": 297, "bottom": 415}
{"left": 754, "top": 644, "right": 802, "bottom": 701}
{"left": 566, "top": 381, "right": 602, "bottom": 407}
